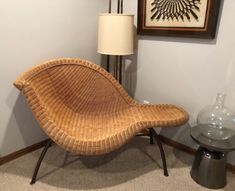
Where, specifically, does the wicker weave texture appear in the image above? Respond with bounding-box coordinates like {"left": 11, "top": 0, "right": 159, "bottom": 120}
{"left": 14, "top": 58, "right": 189, "bottom": 155}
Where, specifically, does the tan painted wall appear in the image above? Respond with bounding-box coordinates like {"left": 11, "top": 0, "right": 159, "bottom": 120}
{"left": 123, "top": 0, "right": 235, "bottom": 164}
{"left": 0, "top": 0, "right": 106, "bottom": 156}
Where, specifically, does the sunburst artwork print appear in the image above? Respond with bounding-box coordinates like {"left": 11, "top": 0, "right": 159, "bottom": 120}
{"left": 138, "top": 0, "right": 221, "bottom": 38}
{"left": 145, "top": 0, "right": 209, "bottom": 28}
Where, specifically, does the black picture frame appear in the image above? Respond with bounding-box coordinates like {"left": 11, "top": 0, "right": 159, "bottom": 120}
{"left": 137, "top": 0, "right": 221, "bottom": 39}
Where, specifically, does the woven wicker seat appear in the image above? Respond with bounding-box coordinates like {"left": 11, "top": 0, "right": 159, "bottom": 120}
{"left": 14, "top": 58, "right": 189, "bottom": 184}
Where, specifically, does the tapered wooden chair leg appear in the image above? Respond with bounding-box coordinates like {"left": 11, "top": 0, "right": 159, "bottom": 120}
{"left": 30, "top": 139, "right": 52, "bottom": 185}
{"left": 150, "top": 128, "right": 169, "bottom": 176}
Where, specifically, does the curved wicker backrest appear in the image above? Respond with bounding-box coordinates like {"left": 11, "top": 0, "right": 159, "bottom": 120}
{"left": 14, "top": 58, "right": 137, "bottom": 115}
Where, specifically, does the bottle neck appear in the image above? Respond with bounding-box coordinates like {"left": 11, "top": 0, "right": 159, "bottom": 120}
{"left": 215, "top": 93, "right": 226, "bottom": 108}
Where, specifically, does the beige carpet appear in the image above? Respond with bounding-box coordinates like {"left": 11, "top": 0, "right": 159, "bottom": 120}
{"left": 1, "top": 137, "right": 235, "bottom": 191}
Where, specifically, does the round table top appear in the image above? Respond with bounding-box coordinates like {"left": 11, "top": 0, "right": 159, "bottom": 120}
{"left": 191, "top": 125, "right": 235, "bottom": 152}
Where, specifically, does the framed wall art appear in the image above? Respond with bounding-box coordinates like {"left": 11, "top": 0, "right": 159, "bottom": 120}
{"left": 137, "top": 0, "right": 221, "bottom": 38}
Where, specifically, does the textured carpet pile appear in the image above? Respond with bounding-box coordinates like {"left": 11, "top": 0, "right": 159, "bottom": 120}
{"left": 1, "top": 137, "right": 235, "bottom": 191}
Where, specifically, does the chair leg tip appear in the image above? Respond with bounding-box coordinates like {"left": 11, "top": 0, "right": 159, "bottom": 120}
{"left": 30, "top": 180, "right": 36, "bottom": 185}
{"left": 164, "top": 172, "right": 169, "bottom": 177}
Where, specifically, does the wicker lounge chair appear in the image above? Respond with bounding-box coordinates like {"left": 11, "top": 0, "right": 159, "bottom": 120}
{"left": 14, "top": 58, "right": 189, "bottom": 184}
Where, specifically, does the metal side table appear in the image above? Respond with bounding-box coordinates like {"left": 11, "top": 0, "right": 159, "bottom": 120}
{"left": 190, "top": 125, "right": 235, "bottom": 189}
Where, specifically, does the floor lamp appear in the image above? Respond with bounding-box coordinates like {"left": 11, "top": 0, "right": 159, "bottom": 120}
{"left": 97, "top": 0, "right": 134, "bottom": 84}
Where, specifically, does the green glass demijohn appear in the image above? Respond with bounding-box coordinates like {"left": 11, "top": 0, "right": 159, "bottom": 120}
{"left": 197, "top": 93, "right": 235, "bottom": 140}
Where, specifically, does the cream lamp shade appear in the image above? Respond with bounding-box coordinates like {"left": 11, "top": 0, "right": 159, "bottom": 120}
{"left": 98, "top": 13, "right": 134, "bottom": 56}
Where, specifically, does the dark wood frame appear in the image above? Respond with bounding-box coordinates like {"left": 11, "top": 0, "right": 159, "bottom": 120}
{"left": 137, "top": 0, "right": 221, "bottom": 39}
